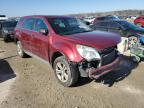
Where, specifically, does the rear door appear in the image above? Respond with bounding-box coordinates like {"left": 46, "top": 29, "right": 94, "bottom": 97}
{"left": 20, "top": 18, "right": 35, "bottom": 52}
{"left": 32, "top": 18, "right": 49, "bottom": 60}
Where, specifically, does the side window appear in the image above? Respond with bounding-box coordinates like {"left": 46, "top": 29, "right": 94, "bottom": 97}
{"left": 108, "top": 22, "right": 120, "bottom": 28}
{"left": 34, "top": 19, "right": 48, "bottom": 32}
{"left": 23, "top": 18, "right": 34, "bottom": 30}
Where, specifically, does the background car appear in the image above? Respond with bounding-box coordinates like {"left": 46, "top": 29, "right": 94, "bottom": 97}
{"left": 126, "top": 16, "right": 137, "bottom": 23}
{"left": 83, "top": 16, "right": 95, "bottom": 25}
{"left": 0, "top": 15, "right": 8, "bottom": 21}
{"left": 1, "top": 20, "right": 17, "bottom": 42}
{"left": 92, "top": 19, "right": 144, "bottom": 61}
{"left": 0, "top": 15, "right": 8, "bottom": 37}
{"left": 92, "top": 19, "right": 144, "bottom": 40}
{"left": 134, "top": 16, "right": 144, "bottom": 27}
{"left": 93, "top": 15, "right": 119, "bottom": 24}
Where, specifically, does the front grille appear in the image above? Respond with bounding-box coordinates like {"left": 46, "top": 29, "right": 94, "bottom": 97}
{"left": 99, "top": 47, "right": 117, "bottom": 66}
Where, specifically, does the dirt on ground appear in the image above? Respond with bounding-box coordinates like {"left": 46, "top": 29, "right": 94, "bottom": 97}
{"left": 0, "top": 38, "right": 144, "bottom": 108}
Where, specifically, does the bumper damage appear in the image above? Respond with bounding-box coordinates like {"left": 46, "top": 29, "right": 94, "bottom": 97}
{"left": 77, "top": 47, "right": 120, "bottom": 79}
{"left": 86, "top": 57, "right": 120, "bottom": 79}
{"left": 78, "top": 56, "right": 120, "bottom": 79}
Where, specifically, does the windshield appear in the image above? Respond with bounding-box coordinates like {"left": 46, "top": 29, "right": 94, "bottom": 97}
{"left": 48, "top": 17, "right": 91, "bottom": 35}
{"left": 117, "top": 21, "right": 138, "bottom": 30}
{"left": 3, "top": 21, "right": 17, "bottom": 28}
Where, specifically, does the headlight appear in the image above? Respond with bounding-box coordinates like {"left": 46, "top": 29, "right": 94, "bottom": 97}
{"left": 3, "top": 30, "right": 9, "bottom": 33}
{"left": 76, "top": 45, "right": 101, "bottom": 61}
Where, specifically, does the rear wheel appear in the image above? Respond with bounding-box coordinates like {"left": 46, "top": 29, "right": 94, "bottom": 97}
{"left": 53, "top": 56, "right": 79, "bottom": 87}
{"left": 17, "top": 41, "right": 27, "bottom": 58}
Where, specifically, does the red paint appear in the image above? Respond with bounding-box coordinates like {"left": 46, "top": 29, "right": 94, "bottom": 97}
{"left": 134, "top": 16, "right": 144, "bottom": 27}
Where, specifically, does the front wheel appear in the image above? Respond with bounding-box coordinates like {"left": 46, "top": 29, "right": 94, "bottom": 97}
{"left": 53, "top": 56, "right": 79, "bottom": 87}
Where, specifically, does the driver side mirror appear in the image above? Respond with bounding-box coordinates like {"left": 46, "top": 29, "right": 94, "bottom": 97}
{"left": 39, "top": 29, "right": 48, "bottom": 35}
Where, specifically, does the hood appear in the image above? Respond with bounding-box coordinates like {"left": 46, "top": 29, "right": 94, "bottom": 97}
{"left": 65, "top": 31, "right": 121, "bottom": 50}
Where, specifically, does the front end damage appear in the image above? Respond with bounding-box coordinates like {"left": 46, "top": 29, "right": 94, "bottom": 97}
{"left": 78, "top": 46, "right": 120, "bottom": 79}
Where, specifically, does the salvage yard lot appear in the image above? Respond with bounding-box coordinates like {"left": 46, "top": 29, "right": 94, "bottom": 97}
{"left": 0, "top": 38, "right": 144, "bottom": 108}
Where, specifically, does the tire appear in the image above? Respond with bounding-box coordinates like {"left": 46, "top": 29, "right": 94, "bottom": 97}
{"left": 17, "top": 41, "right": 27, "bottom": 58}
{"left": 3, "top": 36, "right": 9, "bottom": 42}
{"left": 53, "top": 56, "right": 79, "bottom": 87}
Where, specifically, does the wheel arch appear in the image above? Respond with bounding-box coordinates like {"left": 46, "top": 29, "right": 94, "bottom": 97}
{"left": 51, "top": 51, "right": 64, "bottom": 68}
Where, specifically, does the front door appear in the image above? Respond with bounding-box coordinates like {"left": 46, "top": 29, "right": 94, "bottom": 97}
{"left": 32, "top": 18, "right": 49, "bottom": 61}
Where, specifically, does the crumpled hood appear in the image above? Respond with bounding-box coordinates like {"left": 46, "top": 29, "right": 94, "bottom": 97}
{"left": 66, "top": 31, "right": 121, "bottom": 50}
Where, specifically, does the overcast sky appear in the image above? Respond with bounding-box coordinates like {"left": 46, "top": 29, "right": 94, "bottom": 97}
{"left": 0, "top": 0, "right": 144, "bottom": 17}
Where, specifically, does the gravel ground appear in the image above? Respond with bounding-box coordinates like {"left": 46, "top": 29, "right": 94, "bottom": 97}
{"left": 0, "top": 38, "right": 144, "bottom": 108}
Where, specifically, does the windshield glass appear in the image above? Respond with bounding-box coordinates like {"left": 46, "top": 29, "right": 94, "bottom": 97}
{"left": 48, "top": 17, "right": 91, "bottom": 35}
{"left": 3, "top": 21, "right": 17, "bottom": 28}
{"left": 117, "top": 21, "right": 138, "bottom": 29}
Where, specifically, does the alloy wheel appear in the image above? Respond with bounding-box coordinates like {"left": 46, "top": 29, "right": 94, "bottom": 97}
{"left": 55, "top": 62, "right": 69, "bottom": 82}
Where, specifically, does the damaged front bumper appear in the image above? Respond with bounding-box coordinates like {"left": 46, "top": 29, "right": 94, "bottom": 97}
{"left": 77, "top": 47, "right": 120, "bottom": 79}
{"left": 86, "top": 57, "right": 120, "bottom": 79}
{"left": 78, "top": 56, "right": 120, "bottom": 79}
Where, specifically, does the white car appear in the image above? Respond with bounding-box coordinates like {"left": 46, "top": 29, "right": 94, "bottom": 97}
{"left": 83, "top": 16, "right": 95, "bottom": 24}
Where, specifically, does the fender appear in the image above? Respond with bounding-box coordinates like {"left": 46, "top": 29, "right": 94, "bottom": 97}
{"left": 50, "top": 41, "right": 83, "bottom": 63}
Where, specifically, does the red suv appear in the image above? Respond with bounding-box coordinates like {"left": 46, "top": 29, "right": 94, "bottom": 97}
{"left": 15, "top": 15, "right": 120, "bottom": 87}
{"left": 134, "top": 16, "right": 144, "bottom": 27}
